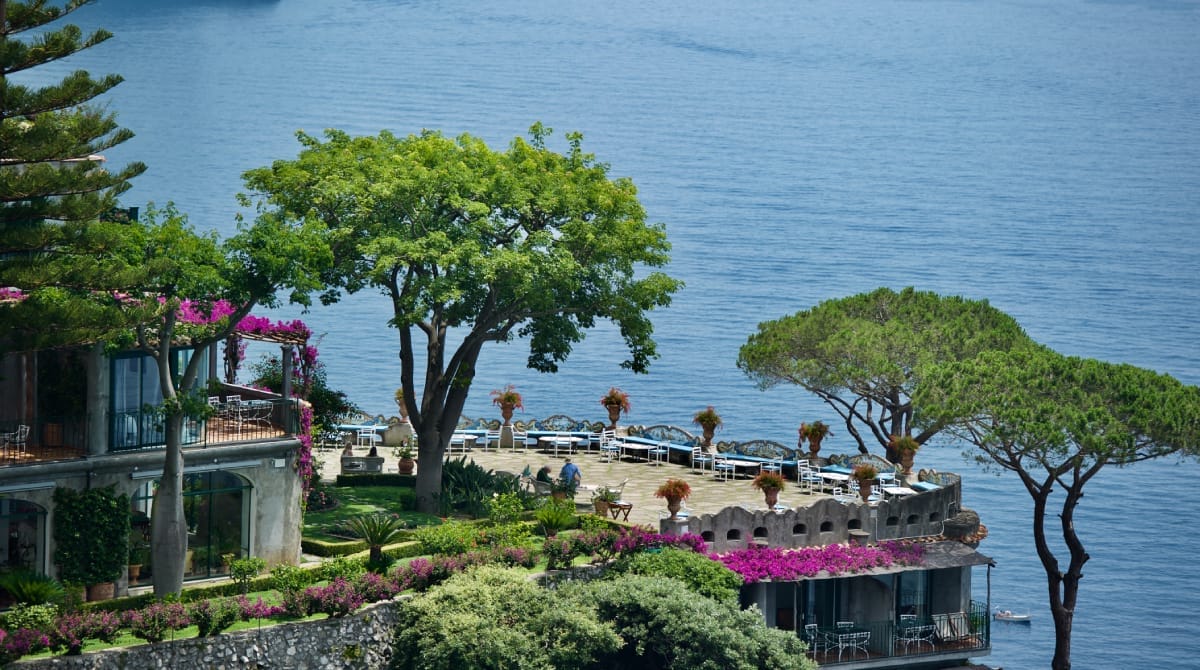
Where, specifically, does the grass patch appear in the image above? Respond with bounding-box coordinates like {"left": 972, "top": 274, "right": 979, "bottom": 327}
{"left": 303, "top": 486, "right": 440, "bottom": 543}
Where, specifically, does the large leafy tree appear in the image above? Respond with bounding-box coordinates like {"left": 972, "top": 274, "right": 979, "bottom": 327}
{"left": 0, "top": 0, "right": 146, "bottom": 347}
{"left": 737, "top": 287, "right": 1033, "bottom": 459}
{"left": 915, "top": 347, "right": 1200, "bottom": 670}
{"left": 242, "top": 124, "right": 681, "bottom": 513}
{"left": 107, "top": 204, "right": 329, "bottom": 596}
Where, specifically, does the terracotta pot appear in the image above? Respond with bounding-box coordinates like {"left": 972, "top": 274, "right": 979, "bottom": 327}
{"left": 398, "top": 457, "right": 415, "bottom": 475}
{"left": 763, "top": 487, "right": 780, "bottom": 508}
{"left": 127, "top": 564, "right": 142, "bottom": 585}
{"left": 666, "top": 497, "right": 682, "bottom": 519}
{"left": 86, "top": 582, "right": 114, "bottom": 601}
{"left": 808, "top": 435, "right": 824, "bottom": 462}
{"left": 858, "top": 480, "right": 872, "bottom": 503}
{"left": 605, "top": 404, "right": 622, "bottom": 429}
{"left": 594, "top": 500, "right": 611, "bottom": 516}
{"left": 552, "top": 491, "right": 567, "bottom": 502}
{"left": 500, "top": 402, "right": 515, "bottom": 426}
{"left": 900, "top": 451, "right": 915, "bottom": 475}
{"left": 702, "top": 426, "right": 715, "bottom": 447}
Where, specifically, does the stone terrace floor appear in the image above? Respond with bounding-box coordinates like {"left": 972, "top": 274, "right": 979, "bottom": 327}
{"left": 318, "top": 441, "right": 836, "bottom": 527}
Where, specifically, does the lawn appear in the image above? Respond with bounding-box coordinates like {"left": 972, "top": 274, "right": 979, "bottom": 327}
{"left": 302, "top": 485, "right": 441, "bottom": 543}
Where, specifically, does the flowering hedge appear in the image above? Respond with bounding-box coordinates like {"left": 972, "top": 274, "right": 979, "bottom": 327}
{"left": 715, "top": 541, "right": 924, "bottom": 584}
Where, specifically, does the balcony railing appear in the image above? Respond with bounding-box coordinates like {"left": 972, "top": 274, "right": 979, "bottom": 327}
{"left": 806, "top": 601, "right": 990, "bottom": 666}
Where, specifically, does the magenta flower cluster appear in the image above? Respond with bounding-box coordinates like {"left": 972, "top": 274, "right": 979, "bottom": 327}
{"left": 715, "top": 540, "right": 925, "bottom": 584}
{"left": 122, "top": 602, "right": 191, "bottom": 643}
{"left": 0, "top": 287, "right": 26, "bottom": 302}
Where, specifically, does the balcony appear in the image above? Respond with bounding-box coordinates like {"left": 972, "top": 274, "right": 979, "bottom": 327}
{"left": 0, "top": 398, "right": 297, "bottom": 467}
{"left": 804, "top": 601, "right": 990, "bottom": 667}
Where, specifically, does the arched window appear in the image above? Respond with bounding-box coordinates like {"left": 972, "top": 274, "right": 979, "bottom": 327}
{"left": 0, "top": 499, "right": 47, "bottom": 576}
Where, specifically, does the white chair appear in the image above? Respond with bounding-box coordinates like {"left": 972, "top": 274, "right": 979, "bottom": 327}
{"left": 762, "top": 458, "right": 783, "bottom": 476}
{"left": 713, "top": 452, "right": 736, "bottom": 481}
{"left": 647, "top": 441, "right": 668, "bottom": 466}
{"left": 691, "top": 446, "right": 714, "bottom": 473}
{"left": 2, "top": 425, "right": 30, "bottom": 458}
{"left": 356, "top": 428, "right": 378, "bottom": 448}
{"left": 599, "top": 430, "right": 621, "bottom": 462}
{"left": 511, "top": 429, "right": 529, "bottom": 452}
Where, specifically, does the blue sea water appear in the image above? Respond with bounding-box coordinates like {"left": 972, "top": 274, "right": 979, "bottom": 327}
{"left": 34, "top": 0, "right": 1200, "bottom": 666}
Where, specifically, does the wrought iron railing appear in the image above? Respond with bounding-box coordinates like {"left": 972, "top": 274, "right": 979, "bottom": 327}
{"left": 808, "top": 600, "right": 990, "bottom": 666}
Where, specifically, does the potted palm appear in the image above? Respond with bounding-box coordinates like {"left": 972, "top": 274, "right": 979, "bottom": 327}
{"left": 654, "top": 478, "right": 691, "bottom": 519}
{"left": 491, "top": 384, "right": 524, "bottom": 426}
{"left": 600, "top": 387, "right": 631, "bottom": 429}
{"left": 850, "top": 463, "right": 879, "bottom": 503}
{"left": 692, "top": 406, "right": 722, "bottom": 448}
{"left": 127, "top": 531, "right": 150, "bottom": 585}
{"left": 890, "top": 434, "right": 920, "bottom": 474}
{"left": 751, "top": 471, "right": 787, "bottom": 508}
{"left": 800, "top": 421, "right": 833, "bottom": 461}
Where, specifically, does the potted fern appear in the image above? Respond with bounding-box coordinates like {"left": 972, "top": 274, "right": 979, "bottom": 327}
{"left": 850, "top": 463, "right": 879, "bottom": 503}
{"left": 600, "top": 387, "right": 631, "bottom": 429}
{"left": 890, "top": 434, "right": 920, "bottom": 474}
{"left": 799, "top": 421, "right": 833, "bottom": 461}
{"left": 692, "top": 406, "right": 722, "bottom": 448}
{"left": 751, "top": 471, "right": 787, "bottom": 508}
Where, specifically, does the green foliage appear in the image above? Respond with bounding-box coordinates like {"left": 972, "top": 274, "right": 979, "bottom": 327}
{"left": 738, "top": 286, "right": 1033, "bottom": 455}
{"left": 2, "top": 603, "right": 58, "bottom": 634}
{"left": 343, "top": 513, "right": 408, "bottom": 565}
{"left": 269, "top": 564, "right": 314, "bottom": 596}
{"left": 565, "top": 574, "right": 815, "bottom": 670}
{"left": 578, "top": 513, "right": 612, "bottom": 534}
{"left": 229, "top": 557, "right": 267, "bottom": 595}
{"left": 441, "top": 456, "right": 516, "bottom": 517}
{"left": 333, "top": 473, "right": 418, "bottom": 490}
{"left": 319, "top": 556, "right": 368, "bottom": 582}
{"left": 242, "top": 125, "right": 682, "bottom": 515}
{"left": 187, "top": 597, "right": 240, "bottom": 637}
{"left": 53, "top": 486, "right": 130, "bottom": 585}
{"left": 415, "top": 521, "right": 486, "bottom": 556}
{"left": 391, "top": 566, "right": 621, "bottom": 670}
{"left": 614, "top": 548, "right": 744, "bottom": 605}
{"left": 487, "top": 493, "right": 525, "bottom": 526}
{"left": 534, "top": 499, "right": 576, "bottom": 536}
{"left": 0, "top": 570, "right": 66, "bottom": 606}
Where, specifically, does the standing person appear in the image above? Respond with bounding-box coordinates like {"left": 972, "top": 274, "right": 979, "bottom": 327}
{"left": 559, "top": 458, "right": 582, "bottom": 487}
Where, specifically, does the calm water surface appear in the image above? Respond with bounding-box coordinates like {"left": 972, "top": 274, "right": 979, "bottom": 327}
{"left": 40, "top": 1, "right": 1200, "bottom": 666}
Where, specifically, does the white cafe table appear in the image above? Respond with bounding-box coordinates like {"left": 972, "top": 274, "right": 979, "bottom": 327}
{"left": 537, "top": 434, "right": 584, "bottom": 457}
{"left": 883, "top": 486, "right": 917, "bottom": 497}
{"left": 448, "top": 433, "right": 478, "bottom": 454}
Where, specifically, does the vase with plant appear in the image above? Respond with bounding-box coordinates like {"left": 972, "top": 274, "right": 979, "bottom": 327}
{"left": 851, "top": 463, "right": 879, "bottom": 503}
{"left": 890, "top": 434, "right": 920, "bottom": 474}
{"left": 393, "top": 387, "right": 408, "bottom": 421}
{"left": 593, "top": 486, "right": 618, "bottom": 516}
{"left": 600, "top": 387, "right": 631, "bottom": 429}
{"left": 551, "top": 477, "right": 576, "bottom": 501}
{"left": 800, "top": 421, "right": 833, "bottom": 461}
{"left": 751, "top": 471, "right": 787, "bottom": 508}
{"left": 393, "top": 441, "right": 416, "bottom": 475}
{"left": 654, "top": 478, "right": 691, "bottom": 519}
{"left": 692, "top": 406, "right": 722, "bottom": 447}
{"left": 490, "top": 384, "right": 524, "bottom": 425}
{"left": 128, "top": 531, "right": 150, "bottom": 585}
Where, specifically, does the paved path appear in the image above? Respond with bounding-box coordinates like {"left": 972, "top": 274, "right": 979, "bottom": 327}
{"left": 320, "top": 442, "right": 832, "bottom": 527}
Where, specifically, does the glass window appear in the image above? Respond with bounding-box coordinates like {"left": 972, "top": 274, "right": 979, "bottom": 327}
{"left": 133, "top": 470, "right": 251, "bottom": 582}
{"left": 0, "top": 499, "right": 47, "bottom": 575}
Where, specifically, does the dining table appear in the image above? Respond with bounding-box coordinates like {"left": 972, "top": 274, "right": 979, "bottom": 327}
{"left": 537, "top": 434, "right": 584, "bottom": 457}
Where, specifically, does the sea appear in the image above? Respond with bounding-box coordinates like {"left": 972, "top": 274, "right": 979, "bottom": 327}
{"left": 27, "top": 0, "right": 1200, "bottom": 667}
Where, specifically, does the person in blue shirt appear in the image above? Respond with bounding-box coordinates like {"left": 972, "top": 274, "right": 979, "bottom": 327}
{"left": 559, "top": 458, "right": 582, "bottom": 487}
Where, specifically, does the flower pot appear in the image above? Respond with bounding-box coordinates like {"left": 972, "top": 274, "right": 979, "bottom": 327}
{"left": 398, "top": 457, "right": 415, "bottom": 475}
{"left": 499, "top": 401, "right": 516, "bottom": 426}
{"left": 552, "top": 491, "right": 567, "bottom": 502}
{"left": 127, "top": 564, "right": 142, "bottom": 584}
{"left": 605, "top": 404, "right": 621, "bottom": 429}
{"left": 763, "top": 487, "right": 780, "bottom": 508}
{"left": 900, "top": 451, "right": 915, "bottom": 475}
{"left": 808, "top": 436, "right": 824, "bottom": 462}
{"left": 86, "top": 582, "right": 114, "bottom": 601}
{"left": 594, "top": 500, "right": 611, "bottom": 516}
{"left": 666, "top": 497, "right": 682, "bottom": 519}
{"left": 702, "top": 426, "right": 715, "bottom": 447}
{"left": 858, "top": 480, "right": 872, "bottom": 503}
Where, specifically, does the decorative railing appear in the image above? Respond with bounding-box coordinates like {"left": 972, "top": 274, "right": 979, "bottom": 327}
{"left": 808, "top": 600, "right": 990, "bottom": 666}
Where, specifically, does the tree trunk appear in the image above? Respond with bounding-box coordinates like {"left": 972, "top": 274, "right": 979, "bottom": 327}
{"left": 150, "top": 413, "right": 187, "bottom": 597}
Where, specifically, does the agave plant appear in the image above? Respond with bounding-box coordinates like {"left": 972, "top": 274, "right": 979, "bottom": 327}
{"left": 0, "top": 569, "right": 65, "bottom": 606}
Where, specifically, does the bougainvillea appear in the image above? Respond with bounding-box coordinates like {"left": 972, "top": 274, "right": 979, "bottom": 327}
{"left": 714, "top": 540, "right": 924, "bottom": 584}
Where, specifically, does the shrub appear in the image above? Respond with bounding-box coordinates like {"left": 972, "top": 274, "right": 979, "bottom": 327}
{"left": 492, "top": 546, "right": 537, "bottom": 569}
{"left": 487, "top": 492, "right": 524, "bottom": 525}
{"left": 319, "top": 555, "right": 368, "bottom": 583}
{"left": 236, "top": 595, "right": 286, "bottom": 621}
{"left": 415, "top": 521, "right": 485, "bottom": 555}
{"left": 343, "top": 513, "right": 408, "bottom": 565}
{"left": 353, "top": 571, "right": 399, "bottom": 603}
{"left": 2, "top": 603, "right": 57, "bottom": 634}
{"left": 270, "top": 564, "right": 314, "bottom": 596}
{"left": 572, "top": 528, "right": 620, "bottom": 563}
{"left": 305, "top": 577, "right": 364, "bottom": 617}
{"left": 188, "top": 598, "right": 240, "bottom": 637}
{"left": 542, "top": 537, "right": 577, "bottom": 570}
{"left": 123, "top": 601, "right": 190, "bottom": 643}
{"left": 52, "top": 486, "right": 130, "bottom": 586}
{"left": 534, "top": 499, "right": 576, "bottom": 536}
{"left": 229, "top": 557, "right": 267, "bottom": 595}
{"left": 0, "top": 570, "right": 65, "bottom": 606}
{"left": 52, "top": 610, "right": 121, "bottom": 654}
{"left": 0, "top": 628, "right": 51, "bottom": 665}
{"left": 617, "top": 547, "right": 743, "bottom": 604}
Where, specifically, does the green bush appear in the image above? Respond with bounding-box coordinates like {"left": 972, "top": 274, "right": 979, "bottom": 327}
{"left": 563, "top": 575, "right": 815, "bottom": 670}
{"left": 188, "top": 597, "right": 240, "bottom": 637}
{"left": 229, "top": 557, "right": 267, "bottom": 595}
{"left": 301, "top": 537, "right": 368, "bottom": 557}
{"left": 319, "top": 555, "right": 367, "bottom": 582}
{"left": 391, "top": 566, "right": 620, "bottom": 670}
{"left": 270, "top": 564, "right": 314, "bottom": 597}
{"left": 0, "top": 570, "right": 65, "bottom": 606}
{"left": 335, "top": 474, "right": 417, "bottom": 494}
{"left": 343, "top": 513, "right": 408, "bottom": 565}
{"left": 53, "top": 486, "right": 130, "bottom": 586}
{"left": 2, "top": 603, "right": 58, "bottom": 634}
{"left": 534, "top": 499, "right": 576, "bottom": 536}
{"left": 414, "top": 521, "right": 486, "bottom": 555}
{"left": 487, "top": 493, "right": 524, "bottom": 525}
{"left": 616, "top": 547, "right": 744, "bottom": 604}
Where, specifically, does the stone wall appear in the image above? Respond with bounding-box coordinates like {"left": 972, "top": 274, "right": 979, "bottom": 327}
{"left": 666, "top": 479, "right": 962, "bottom": 552}
{"left": 15, "top": 598, "right": 407, "bottom": 670}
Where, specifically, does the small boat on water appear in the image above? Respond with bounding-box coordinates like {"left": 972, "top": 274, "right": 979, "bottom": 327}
{"left": 994, "top": 609, "right": 1033, "bottom": 624}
